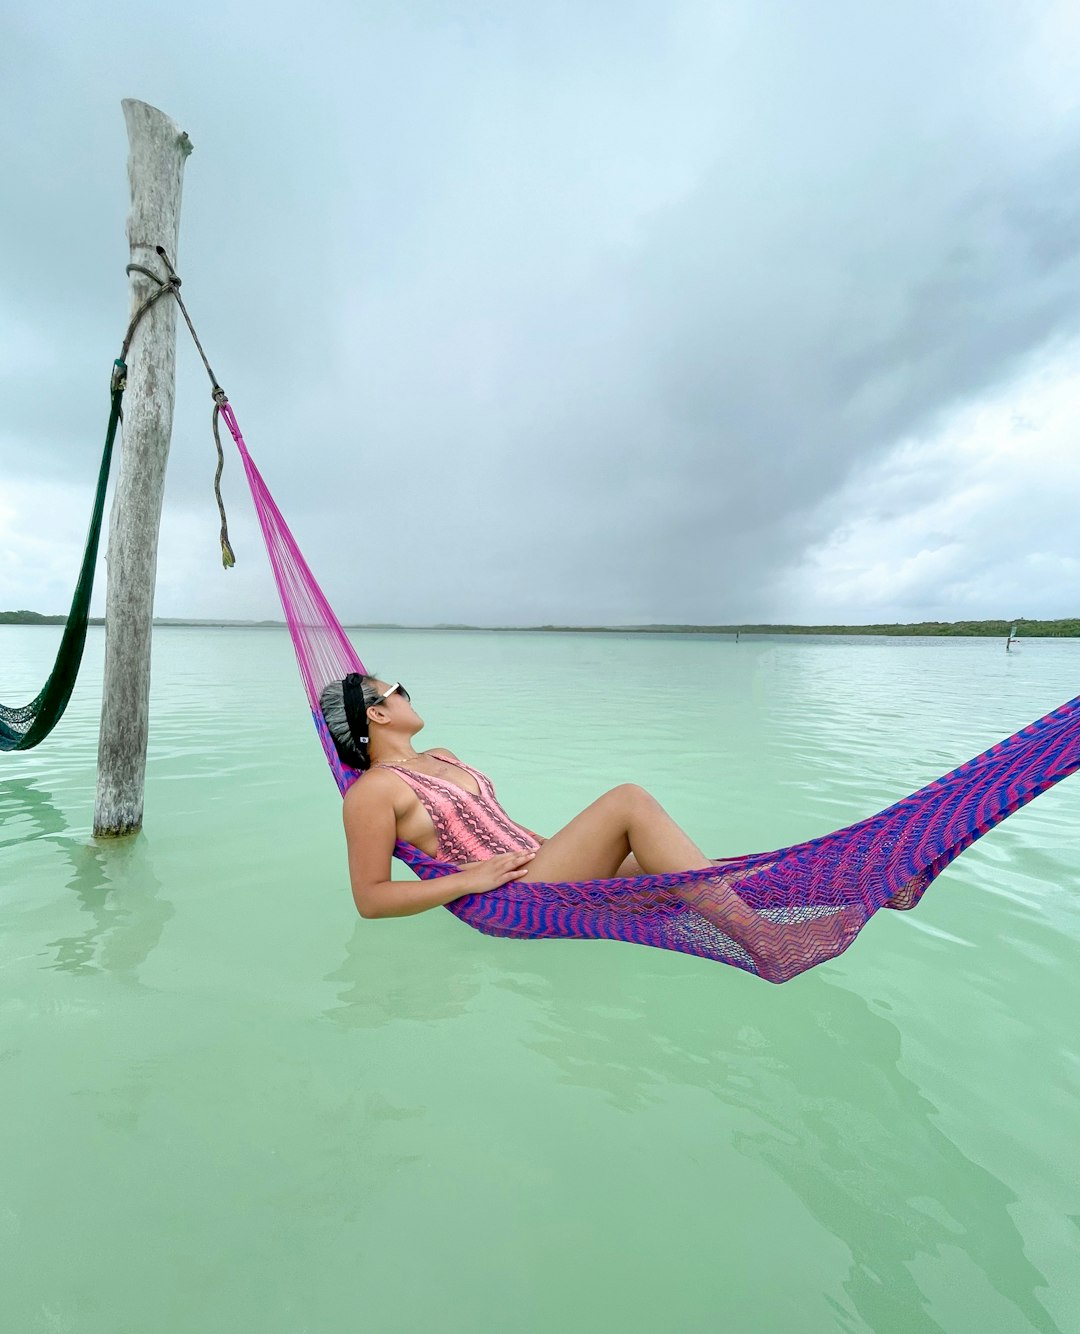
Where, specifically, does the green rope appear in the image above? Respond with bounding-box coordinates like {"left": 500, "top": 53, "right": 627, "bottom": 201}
{"left": 0, "top": 360, "right": 126, "bottom": 752}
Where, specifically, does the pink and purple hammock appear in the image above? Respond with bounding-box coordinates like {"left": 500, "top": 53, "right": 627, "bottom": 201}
{"left": 220, "top": 402, "right": 1080, "bottom": 980}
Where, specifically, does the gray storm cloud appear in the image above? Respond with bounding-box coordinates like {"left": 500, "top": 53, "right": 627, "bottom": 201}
{"left": 2, "top": 0, "right": 1079, "bottom": 624}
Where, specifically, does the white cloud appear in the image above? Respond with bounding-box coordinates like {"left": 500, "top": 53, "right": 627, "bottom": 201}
{"left": 779, "top": 341, "right": 1080, "bottom": 622}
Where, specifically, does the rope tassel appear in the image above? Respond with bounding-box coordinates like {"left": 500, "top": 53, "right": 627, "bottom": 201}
{"left": 212, "top": 396, "right": 237, "bottom": 569}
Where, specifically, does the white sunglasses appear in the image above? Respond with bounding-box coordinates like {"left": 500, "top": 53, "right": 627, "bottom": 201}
{"left": 371, "top": 682, "right": 410, "bottom": 706}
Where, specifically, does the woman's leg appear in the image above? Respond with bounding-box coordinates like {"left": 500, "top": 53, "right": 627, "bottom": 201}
{"left": 521, "top": 785, "right": 713, "bottom": 882}
{"left": 521, "top": 785, "right": 862, "bottom": 982}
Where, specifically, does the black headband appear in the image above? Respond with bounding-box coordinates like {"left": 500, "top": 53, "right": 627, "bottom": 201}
{"left": 342, "top": 673, "right": 369, "bottom": 750}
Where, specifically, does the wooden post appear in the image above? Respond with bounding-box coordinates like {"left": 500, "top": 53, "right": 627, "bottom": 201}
{"left": 94, "top": 100, "right": 192, "bottom": 837}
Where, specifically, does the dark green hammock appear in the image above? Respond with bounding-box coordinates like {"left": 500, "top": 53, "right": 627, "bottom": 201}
{"left": 0, "top": 360, "right": 126, "bottom": 752}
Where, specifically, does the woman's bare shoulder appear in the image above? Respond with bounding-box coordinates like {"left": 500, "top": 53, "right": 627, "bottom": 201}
{"left": 424, "top": 746, "right": 459, "bottom": 760}
{"left": 342, "top": 769, "right": 398, "bottom": 813}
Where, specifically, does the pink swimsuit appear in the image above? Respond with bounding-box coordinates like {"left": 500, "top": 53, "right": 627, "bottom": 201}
{"left": 376, "top": 755, "right": 540, "bottom": 866}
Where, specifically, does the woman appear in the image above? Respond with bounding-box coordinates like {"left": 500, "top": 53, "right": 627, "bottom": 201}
{"left": 320, "top": 674, "right": 862, "bottom": 982}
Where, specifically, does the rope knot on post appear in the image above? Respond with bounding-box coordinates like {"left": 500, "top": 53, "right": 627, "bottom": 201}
{"left": 123, "top": 249, "right": 238, "bottom": 571}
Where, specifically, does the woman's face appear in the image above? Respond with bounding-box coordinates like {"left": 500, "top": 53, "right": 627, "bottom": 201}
{"left": 371, "top": 680, "right": 423, "bottom": 731}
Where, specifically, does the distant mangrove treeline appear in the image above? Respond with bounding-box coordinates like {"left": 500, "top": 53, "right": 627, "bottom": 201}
{"left": 4, "top": 610, "right": 1078, "bottom": 636}
{"left": 2, "top": 610, "right": 105, "bottom": 626}
{"left": 550, "top": 618, "right": 1080, "bottom": 637}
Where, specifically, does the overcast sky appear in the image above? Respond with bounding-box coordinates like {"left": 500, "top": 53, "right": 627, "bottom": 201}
{"left": 2, "top": 1, "right": 1079, "bottom": 626}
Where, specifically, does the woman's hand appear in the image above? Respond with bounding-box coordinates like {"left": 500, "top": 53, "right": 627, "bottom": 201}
{"left": 454, "top": 851, "right": 535, "bottom": 894}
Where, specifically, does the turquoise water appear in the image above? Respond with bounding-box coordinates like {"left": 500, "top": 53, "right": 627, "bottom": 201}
{"left": 2, "top": 627, "right": 1079, "bottom": 1334}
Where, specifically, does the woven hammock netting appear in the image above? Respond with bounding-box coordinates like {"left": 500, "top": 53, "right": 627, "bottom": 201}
{"left": 222, "top": 403, "right": 1080, "bottom": 981}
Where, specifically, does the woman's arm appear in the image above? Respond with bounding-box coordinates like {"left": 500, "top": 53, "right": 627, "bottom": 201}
{"left": 342, "top": 777, "right": 534, "bottom": 919}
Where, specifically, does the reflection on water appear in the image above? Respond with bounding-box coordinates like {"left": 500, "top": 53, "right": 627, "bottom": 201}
{"left": 0, "top": 778, "right": 67, "bottom": 845}
{"left": 46, "top": 835, "right": 174, "bottom": 984}
{"left": 322, "top": 916, "right": 487, "bottom": 1028}
{"left": 1, "top": 776, "right": 174, "bottom": 982}
{"left": 505, "top": 962, "right": 1061, "bottom": 1334}
{"left": 728, "top": 997, "right": 1059, "bottom": 1334}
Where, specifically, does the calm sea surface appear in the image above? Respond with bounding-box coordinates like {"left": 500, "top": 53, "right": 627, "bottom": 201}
{"left": 2, "top": 626, "right": 1078, "bottom": 1334}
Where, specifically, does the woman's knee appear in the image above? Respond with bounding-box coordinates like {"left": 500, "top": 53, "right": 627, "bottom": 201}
{"left": 603, "top": 783, "right": 657, "bottom": 814}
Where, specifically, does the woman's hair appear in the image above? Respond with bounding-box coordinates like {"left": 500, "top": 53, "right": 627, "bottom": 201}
{"left": 319, "top": 673, "right": 382, "bottom": 771}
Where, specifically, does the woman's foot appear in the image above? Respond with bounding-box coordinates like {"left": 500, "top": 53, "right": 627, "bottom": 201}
{"left": 743, "top": 907, "right": 864, "bottom": 983}
{"left": 677, "top": 874, "right": 866, "bottom": 982}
